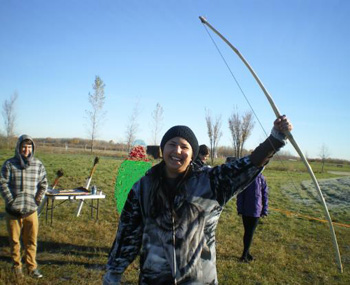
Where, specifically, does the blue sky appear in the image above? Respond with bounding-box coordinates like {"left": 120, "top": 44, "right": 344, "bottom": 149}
{"left": 1, "top": 0, "right": 349, "bottom": 160}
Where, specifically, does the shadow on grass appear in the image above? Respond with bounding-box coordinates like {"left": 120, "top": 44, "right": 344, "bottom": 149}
{"left": 0, "top": 235, "right": 111, "bottom": 270}
{"left": 0, "top": 236, "right": 12, "bottom": 264}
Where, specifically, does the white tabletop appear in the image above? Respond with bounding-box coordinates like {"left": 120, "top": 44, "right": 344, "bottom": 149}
{"left": 46, "top": 193, "right": 106, "bottom": 200}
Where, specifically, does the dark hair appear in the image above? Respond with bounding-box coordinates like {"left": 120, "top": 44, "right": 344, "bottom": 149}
{"left": 21, "top": 139, "right": 32, "bottom": 146}
{"left": 149, "top": 161, "right": 192, "bottom": 219}
{"left": 199, "top": 144, "right": 209, "bottom": 156}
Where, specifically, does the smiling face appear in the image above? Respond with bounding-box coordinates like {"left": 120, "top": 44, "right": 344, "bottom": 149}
{"left": 163, "top": 137, "right": 193, "bottom": 178}
{"left": 20, "top": 142, "right": 33, "bottom": 158}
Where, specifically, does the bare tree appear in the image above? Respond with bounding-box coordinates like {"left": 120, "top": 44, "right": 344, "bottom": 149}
{"left": 319, "top": 144, "right": 330, "bottom": 173}
{"left": 86, "top": 76, "right": 106, "bottom": 153}
{"left": 150, "top": 103, "right": 164, "bottom": 145}
{"left": 228, "top": 112, "right": 240, "bottom": 158}
{"left": 125, "top": 102, "right": 139, "bottom": 152}
{"left": 228, "top": 110, "right": 255, "bottom": 158}
{"left": 2, "top": 91, "right": 18, "bottom": 141}
{"left": 205, "top": 109, "right": 222, "bottom": 164}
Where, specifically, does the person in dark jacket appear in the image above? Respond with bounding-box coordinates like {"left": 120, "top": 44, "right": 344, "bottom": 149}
{"left": 0, "top": 135, "right": 47, "bottom": 278}
{"left": 237, "top": 173, "right": 268, "bottom": 262}
{"left": 194, "top": 144, "right": 210, "bottom": 169}
{"left": 103, "top": 115, "right": 292, "bottom": 285}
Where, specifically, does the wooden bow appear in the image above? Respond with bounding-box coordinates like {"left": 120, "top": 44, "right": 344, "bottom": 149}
{"left": 199, "top": 16, "right": 343, "bottom": 273}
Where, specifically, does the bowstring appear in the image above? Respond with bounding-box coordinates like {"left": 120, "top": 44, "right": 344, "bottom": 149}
{"left": 201, "top": 23, "right": 304, "bottom": 210}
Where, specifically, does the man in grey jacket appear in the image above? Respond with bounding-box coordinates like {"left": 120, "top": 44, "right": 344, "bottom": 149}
{"left": 0, "top": 135, "right": 48, "bottom": 278}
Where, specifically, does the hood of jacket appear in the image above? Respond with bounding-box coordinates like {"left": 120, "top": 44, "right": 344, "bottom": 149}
{"left": 15, "top": 134, "right": 35, "bottom": 169}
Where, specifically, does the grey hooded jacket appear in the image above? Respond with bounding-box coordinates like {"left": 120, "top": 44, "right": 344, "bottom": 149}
{"left": 0, "top": 135, "right": 48, "bottom": 217}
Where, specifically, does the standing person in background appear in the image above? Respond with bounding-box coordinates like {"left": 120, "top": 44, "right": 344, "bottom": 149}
{"left": 237, "top": 173, "right": 268, "bottom": 263}
{"left": 194, "top": 144, "right": 210, "bottom": 169}
{"left": 0, "top": 135, "right": 48, "bottom": 278}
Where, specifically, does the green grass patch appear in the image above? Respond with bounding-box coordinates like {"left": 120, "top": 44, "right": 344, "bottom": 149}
{"left": 0, "top": 150, "right": 349, "bottom": 284}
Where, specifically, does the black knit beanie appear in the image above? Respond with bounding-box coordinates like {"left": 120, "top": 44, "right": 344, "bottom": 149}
{"left": 160, "top": 125, "right": 199, "bottom": 159}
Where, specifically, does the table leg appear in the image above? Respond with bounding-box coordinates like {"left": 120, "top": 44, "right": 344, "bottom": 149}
{"left": 45, "top": 197, "right": 49, "bottom": 224}
{"left": 91, "top": 199, "right": 94, "bottom": 218}
{"left": 96, "top": 199, "right": 100, "bottom": 220}
{"left": 51, "top": 199, "right": 54, "bottom": 226}
{"left": 76, "top": 200, "right": 84, "bottom": 217}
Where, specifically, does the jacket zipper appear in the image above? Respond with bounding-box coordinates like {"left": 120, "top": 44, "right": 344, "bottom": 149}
{"left": 172, "top": 213, "right": 177, "bottom": 285}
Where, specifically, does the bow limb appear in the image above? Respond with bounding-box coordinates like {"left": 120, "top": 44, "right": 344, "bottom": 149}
{"left": 199, "top": 16, "right": 343, "bottom": 273}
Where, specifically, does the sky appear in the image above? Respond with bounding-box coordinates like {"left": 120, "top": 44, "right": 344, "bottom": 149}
{"left": 1, "top": 0, "right": 349, "bottom": 160}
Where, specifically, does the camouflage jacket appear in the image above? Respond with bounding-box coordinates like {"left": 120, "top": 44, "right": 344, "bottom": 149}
{"left": 106, "top": 156, "right": 261, "bottom": 284}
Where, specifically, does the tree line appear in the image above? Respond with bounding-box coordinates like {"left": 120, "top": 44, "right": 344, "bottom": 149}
{"left": 1, "top": 76, "right": 348, "bottom": 165}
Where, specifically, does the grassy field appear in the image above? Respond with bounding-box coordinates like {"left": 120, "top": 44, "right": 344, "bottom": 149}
{"left": 0, "top": 149, "right": 349, "bottom": 284}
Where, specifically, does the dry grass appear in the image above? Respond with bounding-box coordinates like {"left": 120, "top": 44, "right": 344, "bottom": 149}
{"left": 0, "top": 150, "right": 349, "bottom": 284}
